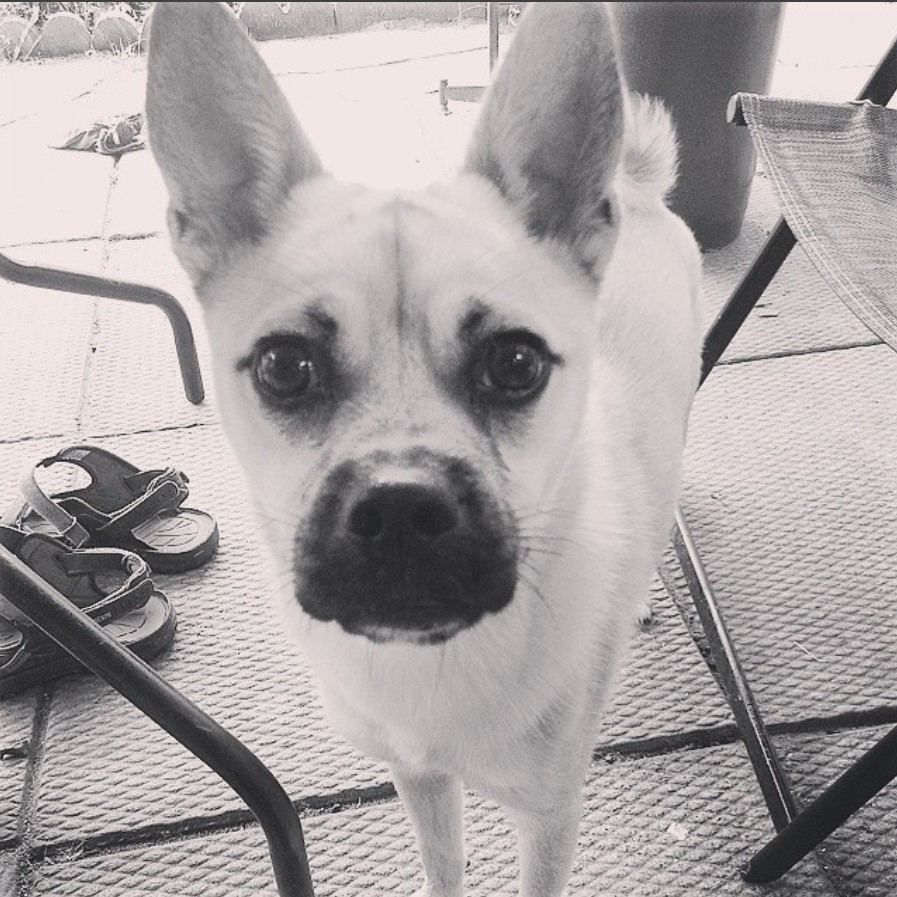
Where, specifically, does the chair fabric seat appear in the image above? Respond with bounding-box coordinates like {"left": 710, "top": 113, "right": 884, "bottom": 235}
{"left": 738, "top": 93, "right": 897, "bottom": 351}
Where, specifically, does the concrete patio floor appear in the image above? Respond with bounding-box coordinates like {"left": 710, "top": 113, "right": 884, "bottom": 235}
{"left": 2, "top": 3, "right": 897, "bottom": 895}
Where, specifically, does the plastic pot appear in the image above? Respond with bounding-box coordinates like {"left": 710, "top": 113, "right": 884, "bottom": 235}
{"left": 612, "top": 2, "right": 785, "bottom": 249}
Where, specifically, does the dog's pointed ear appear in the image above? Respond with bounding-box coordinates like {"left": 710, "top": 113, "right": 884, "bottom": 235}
{"left": 465, "top": 2, "right": 624, "bottom": 279}
{"left": 145, "top": 2, "right": 323, "bottom": 286}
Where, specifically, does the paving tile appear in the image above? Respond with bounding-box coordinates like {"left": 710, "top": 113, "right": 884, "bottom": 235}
{"left": 0, "top": 119, "right": 113, "bottom": 247}
{"left": 103, "top": 151, "right": 168, "bottom": 239}
{"left": 671, "top": 345, "right": 897, "bottom": 724}
{"left": 0, "top": 53, "right": 142, "bottom": 129}
{"left": 276, "top": 75, "right": 447, "bottom": 190}
{"left": 29, "top": 741, "right": 838, "bottom": 897}
{"left": 0, "top": 52, "right": 146, "bottom": 247}
{"left": 264, "top": 29, "right": 488, "bottom": 189}
{"left": 772, "top": 3, "right": 897, "bottom": 102}
{"left": 0, "top": 241, "right": 101, "bottom": 442}
{"left": 78, "top": 237, "right": 217, "bottom": 437}
{"left": 776, "top": 725, "right": 897, "bottom": 897}
{"left": 30, "top": 422, "right": 729, "bottom": 845}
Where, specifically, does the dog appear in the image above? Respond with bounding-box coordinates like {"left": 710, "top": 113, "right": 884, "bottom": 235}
{"left": 146, "top": 3, "right": 703, "bottom": 894}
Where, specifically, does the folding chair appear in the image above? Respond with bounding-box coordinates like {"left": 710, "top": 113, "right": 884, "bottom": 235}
{"left": 675, "top": 33, "right": 897, "bottom": 884}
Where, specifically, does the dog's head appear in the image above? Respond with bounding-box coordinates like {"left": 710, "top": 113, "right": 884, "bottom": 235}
{"left": 146, "top": 2, "right": 625, "bottom": 645}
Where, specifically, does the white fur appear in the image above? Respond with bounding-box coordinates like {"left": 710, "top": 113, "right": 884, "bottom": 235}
{"left": 146, "top": 3, "right": 703, "bottom": 895}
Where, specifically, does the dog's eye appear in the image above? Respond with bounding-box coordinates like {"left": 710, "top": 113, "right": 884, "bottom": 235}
{"left": 478, "top": 333, "right": 551, "bottom": 402}
{"left": 252, "top": 338, "right": 319, "bottom": 405}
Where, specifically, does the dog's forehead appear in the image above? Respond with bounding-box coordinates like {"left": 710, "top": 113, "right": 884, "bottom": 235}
{"left": 395, "top": 179, "right": 596, "bottom": 350}
{"left": 209, "top": 177, "right": 593, "bottom": 357}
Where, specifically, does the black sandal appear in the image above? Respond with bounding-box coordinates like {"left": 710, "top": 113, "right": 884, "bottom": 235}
{"left": 0, "top": 526, "right": 176, "bottom": 697}
{"left": 4, "top": 445, "right": 218, "bottom": 573}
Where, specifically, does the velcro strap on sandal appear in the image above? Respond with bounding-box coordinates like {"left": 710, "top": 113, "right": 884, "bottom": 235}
{"left": 11, "top": 466, "right": 91, "bottom": 547}
{"left": 61, "top": 549, "right": 154, "bottom": 624}
{"left": 0, "top": 549, "right": 153, "bottom": 632}
{"left": 94, "top": 469, "right": 189, "bottom": 542}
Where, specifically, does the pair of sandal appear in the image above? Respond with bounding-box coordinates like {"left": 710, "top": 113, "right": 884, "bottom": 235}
{"left": 0, "top": 445, "right": 218, "bottom": 697}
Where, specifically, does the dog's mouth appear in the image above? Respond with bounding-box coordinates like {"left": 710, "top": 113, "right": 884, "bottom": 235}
{"left": 292, "top": 451, "right": 518, "bottom": 644}
{"left": 349, "top": 618, "right": 472, "bottom": 647}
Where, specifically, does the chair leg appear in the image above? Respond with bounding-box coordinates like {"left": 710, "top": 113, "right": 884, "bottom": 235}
{"left": 672, "top": 511, "right": 797, "bottom": 831}
{"left": 742, "top": 722, "right": 897, "bottom": 883}
{"left": 0, "top": 544, "right": 312, "bottom": 897}
{"left": 857, "top": 35, "right": 897, "bottom": 106}
{"left": 700, "top": 218, "right": 797, "bottom": 383}
{"left": 0, "top": 251, "right": 204, "bottom": 405}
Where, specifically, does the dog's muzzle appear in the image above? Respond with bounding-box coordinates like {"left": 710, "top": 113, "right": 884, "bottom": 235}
{"left": 294, "top": 451, "right": 518, "bottom": 643}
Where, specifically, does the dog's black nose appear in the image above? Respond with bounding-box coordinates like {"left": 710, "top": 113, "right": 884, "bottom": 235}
{"left": 347, "top": 484, "right": 458, "bottom": 544}
{"left": 295, "top": 452, "right": 519, "bottom": 641}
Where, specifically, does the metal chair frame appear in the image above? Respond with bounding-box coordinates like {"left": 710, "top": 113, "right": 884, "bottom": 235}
{"left": 676, "top": 34, "right": 897, "bottom": 884}
{"left": 0, "top": 250, "right": 204, "bottom": 405}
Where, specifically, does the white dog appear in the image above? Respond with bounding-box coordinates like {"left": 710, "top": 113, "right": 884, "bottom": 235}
{"left": 146, "top": 3, "right": 703, "bottom": 894}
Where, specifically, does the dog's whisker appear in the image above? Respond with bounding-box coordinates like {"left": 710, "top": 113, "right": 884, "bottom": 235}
{"left": 519, "top": 545, "right": 565, "bottom": 562}
{"left": 516, "top": 568, "right": 555, "bottom": 621}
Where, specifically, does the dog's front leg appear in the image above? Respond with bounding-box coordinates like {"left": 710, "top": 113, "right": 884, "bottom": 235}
{"left": 508, "top": 789, "right": 584, "bottom": 897}
{"left": 391, "top": 765, "right": 465, "bottom": 897}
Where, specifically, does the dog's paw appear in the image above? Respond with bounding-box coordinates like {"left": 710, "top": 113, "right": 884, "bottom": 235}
{"left": 636, "top": 598, "right": 654, "bottom": 629}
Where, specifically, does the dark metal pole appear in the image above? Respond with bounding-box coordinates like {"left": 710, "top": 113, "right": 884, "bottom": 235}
{"left": 0, "top": 544, "right": 313, "bottom": 897}
{"left": 700, "top": 218, "right": 797, "bottom": 383}
{"left": 856, "top": 36, "right": 897, "bottom": 106}
{"left": 0, "top": 251, "right": 204, "bottom": 405}
{"left": 742, "top": 722, "right": 897, "bottom": 883}
{"left": 672, "top": 512, "right": 797, "bottom": 831}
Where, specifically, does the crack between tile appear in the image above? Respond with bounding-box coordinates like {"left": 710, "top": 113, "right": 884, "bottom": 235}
{"left": 76, "top": 420, "right": 217, "bottom": 442}
{"left": 0, "top": 420, "right": 215, "bottom": 450}
{"left": 0, "top": 433, "right": 80, "bottom": 448}
{"left": 27, "top": 781, "right": 398, "bottom": 865}
{"left": 0, "top": 233, "right": 164, "bottom": 252}
{"left": 0, "top": 236, "right": 102, "bottom": 251}
{"left": 72, "top": 157, "right": 122, "bottom": 439}
{"left": 596, "top": 706, "right": 897, "bottom": 762}
{"left": 7, "top": 691, "right": 54, "bottom": 896}
{"left": 0, "top": 73, "right": 120, "bottom": 132}
{"left": 714, "top": 338, "right": 884, "bottom": 369}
